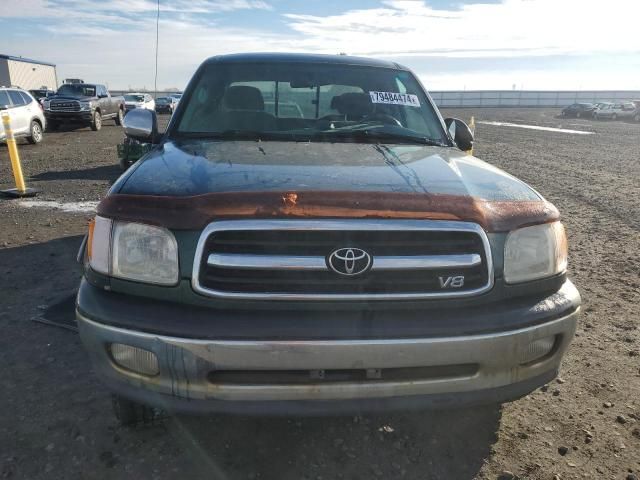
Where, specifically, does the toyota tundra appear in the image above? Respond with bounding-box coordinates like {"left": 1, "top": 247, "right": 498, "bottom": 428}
{"left": 76, "top": 53, "right": 580, "bottom": 425}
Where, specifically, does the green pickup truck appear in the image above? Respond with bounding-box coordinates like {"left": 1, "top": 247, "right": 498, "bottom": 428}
{"left": 76, "top": 53, "right": 580, "bottom": 425}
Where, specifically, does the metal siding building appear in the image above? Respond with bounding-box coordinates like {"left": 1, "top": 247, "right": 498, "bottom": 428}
{"left": 0, "top": 54, "right": 57, "bottom": 90}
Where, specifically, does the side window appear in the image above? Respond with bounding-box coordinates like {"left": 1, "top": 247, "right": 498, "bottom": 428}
{"left": 393, "top": 77, "right": 431, "bottom": 135}
{"left": 278, "top": 83, "right": 317, "bottom": 118}
{"left": 19, "top": 92, "right": 34, "bottom": 105}
{"left": 230, "top": 81, "right": 276, "bottom": 112}
{"left": 8, "top": 90, "right": 26, "bottom": 107}
{"left": 0, "top": 90, "right": 11, "bottom": 107}
{"left": 318, "top": 85, "right": 364, "bottom": 118}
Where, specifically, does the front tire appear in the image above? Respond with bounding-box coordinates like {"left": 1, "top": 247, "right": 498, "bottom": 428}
{"left": 576, "top": 112, "right": 581, "bottom": 118}
{"left": 27, "top": 120, "right": 43, "bottom": 144}
{"left": 90, "top": 111, "right": 102, "bottom": 131}
{"left": 111, "top": 395, "right": 161, "bottom": 427}
{"left": 114, "top": 108, "right": 124, "bottom": 126}
{"left": 634, "top": 113, "right": 640, "bottom": 123}
{"left": 611, "top": 113, "right": 617, "bottom": 121}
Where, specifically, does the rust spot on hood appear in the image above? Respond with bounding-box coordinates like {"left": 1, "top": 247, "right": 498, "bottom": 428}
{"left": 282, "top": 192, "right": 298, "bottom": 208}
{"left": 97, "top": 190, "right": 559, "bottom": 233}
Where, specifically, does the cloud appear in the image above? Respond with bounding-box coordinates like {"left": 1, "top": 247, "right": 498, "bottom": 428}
{"left": 2, "top": 0, "right": 639, "bottom": 89}
{"left": 0, "top": 0, "right": 272, "bottom": 19}
{"left": 284, "top": 0, "right": 640, "bottom": 57}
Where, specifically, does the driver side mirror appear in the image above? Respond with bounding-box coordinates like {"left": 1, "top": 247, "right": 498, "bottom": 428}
{"left": 123, "top": 108, "right": 159, "bottom": 144}
{"left": 444, "top": 117, "right": 474, "bottom": 152}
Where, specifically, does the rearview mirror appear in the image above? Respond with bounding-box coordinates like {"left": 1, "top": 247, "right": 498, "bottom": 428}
{"left": 444, "top": 117, "right": 474, "bottom": 152}
{"left": 123, "top": 108, "right": 159, "bottom": 143}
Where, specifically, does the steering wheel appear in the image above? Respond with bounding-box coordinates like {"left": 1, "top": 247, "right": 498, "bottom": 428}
{"left": 364, "top": 113, "right": 402, "bottom": 126}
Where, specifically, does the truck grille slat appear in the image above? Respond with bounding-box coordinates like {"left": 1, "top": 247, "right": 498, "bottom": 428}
{"left": 49, "top": 100, "right": 81, "bottom": 112}
{"left": 210, "top": 231, "right": 481, "bottom": 256}
{"left": 207, "top": 253, "right": 482, "bottom": 271}
{"left": 192, "top": 220, "right": 494, "bottom": 300}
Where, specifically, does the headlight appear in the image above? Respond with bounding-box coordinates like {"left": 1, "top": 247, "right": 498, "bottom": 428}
{"left": 88, "top": 217, "right": 179, "bottom": 285}
{"left": 80, "top": 102, "right": 91, "bottom": 111}
{"left": 43, "top": 100, "right": 50, "bottom": 110}
{"left": 504, "top": 222, "right": 567, "bottom": 284}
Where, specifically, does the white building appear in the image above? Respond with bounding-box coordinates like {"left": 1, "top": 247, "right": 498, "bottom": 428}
{"left": 0, "top": 54, "right": 58, "bottom": 90}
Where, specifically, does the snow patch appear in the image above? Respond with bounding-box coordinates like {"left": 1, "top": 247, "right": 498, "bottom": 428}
{"left": 478, "top": 121, "right": 594, "bottom": 135}
{"left": 18, "top": 200, "right": 99, "bottom": 213}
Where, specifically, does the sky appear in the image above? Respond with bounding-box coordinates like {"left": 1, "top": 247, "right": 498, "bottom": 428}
{"left": 2, "top": 0, "right": 640, "bottom": 91}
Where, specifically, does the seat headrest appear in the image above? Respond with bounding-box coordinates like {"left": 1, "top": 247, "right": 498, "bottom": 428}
{"left": 223, "top": 86, "right": 265, "bottom": 111}
{"left": 330, "top": 92, "right": 373, "bottom": 117}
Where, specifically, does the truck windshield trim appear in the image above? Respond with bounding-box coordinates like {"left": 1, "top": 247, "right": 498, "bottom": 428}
{"left": 169, "top": 62, "right": 449, "bottom": 146}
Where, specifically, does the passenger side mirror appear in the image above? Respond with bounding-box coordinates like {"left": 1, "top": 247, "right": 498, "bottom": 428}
{"left": 444, "top": 117, "right": 474, "bottom": 152}
{"left": 123, "top": 108, "right": 159, "bottom": 143}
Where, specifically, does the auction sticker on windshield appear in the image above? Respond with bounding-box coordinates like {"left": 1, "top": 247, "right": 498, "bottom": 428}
{"left": 369, "top": 91, "right": 421, "bottom": 107}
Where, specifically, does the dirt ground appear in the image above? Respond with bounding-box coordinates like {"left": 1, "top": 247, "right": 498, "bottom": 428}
{"left": 0, "top": 109, "right": 638, "bottom": 480}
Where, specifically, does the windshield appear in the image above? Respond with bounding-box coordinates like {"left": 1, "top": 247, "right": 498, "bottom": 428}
{"left": 124, "top": 94, "right": 145, "bottom": 102}
{"left": 56, "top": 84, "right": 96, "bottom": 97}
{"left": 173, "top": 63, "right": 448, "bottom": 145}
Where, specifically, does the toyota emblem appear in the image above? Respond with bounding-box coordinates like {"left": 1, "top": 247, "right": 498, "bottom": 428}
{"left": 327, "top": 248, "right": 372, "bottom": 276}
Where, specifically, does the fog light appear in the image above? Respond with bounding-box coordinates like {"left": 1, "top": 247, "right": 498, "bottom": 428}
{"left": 110, "top": 343, "right": 159, "bottom": 376}
{"left": 519, "top": 336, "right": 556, "bottom": 364}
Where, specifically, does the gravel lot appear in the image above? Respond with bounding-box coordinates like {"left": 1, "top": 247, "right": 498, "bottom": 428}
{"left": 0, "top": 109, "right": 638, "bottom": 480}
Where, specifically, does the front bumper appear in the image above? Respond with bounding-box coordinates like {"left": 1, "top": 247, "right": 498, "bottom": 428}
{"left": 76, "top": 281, "right": 579, "bottom": 414}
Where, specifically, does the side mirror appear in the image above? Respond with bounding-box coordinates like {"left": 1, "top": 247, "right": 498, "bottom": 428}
{"left": 444, "top": 117, "right": 474, "bottom": 152}
{"left": 123, "top": 108, "right": 159, "bottom": 143}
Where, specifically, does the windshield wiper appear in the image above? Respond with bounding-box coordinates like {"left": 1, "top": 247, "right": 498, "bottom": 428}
{"left": 314, "top": 128, "right": 448, "bottom": 147}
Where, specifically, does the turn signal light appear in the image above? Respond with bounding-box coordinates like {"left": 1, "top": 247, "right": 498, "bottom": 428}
{"left": 518, "top": 336, "right": 556, "bottom": 365}
{"left": 110, "top": 343, "right": 159, "bottom": 376}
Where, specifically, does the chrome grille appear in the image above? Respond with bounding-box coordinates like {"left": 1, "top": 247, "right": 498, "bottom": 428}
{"left": 49, "top": 100, "right": 80, "bottom": 112}
{"left": 192, "top": 220, "right": 494, "bottom": 300}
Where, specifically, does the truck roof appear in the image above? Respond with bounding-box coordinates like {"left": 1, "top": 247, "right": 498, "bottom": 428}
{"left": 203, "top": 52, "right": 408, "bottom": 70}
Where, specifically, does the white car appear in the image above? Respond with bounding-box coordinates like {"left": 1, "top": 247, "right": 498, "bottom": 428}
{"left": 593, "top": 102, "right": 637, "bottom": 120}
{"left": 0, "top": 87, "right": 46, "bottom": 144}
{"left": 123, "top": 93, "right": 155, "bottom": 114}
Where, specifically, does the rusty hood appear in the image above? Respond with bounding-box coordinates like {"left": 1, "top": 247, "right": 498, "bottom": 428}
{"left": 100, "top": 140, "right": 559, "bottom": 232}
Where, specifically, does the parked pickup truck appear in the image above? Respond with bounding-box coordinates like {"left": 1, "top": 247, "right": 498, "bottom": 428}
{"left": 76, "top": 53, "right": 580, "bottom": 425}
{"left": 44, "top": 83, "right": 124, "bottom": 131}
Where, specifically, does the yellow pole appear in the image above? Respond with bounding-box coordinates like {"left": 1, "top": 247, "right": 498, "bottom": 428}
{"left": 467, "top": 116, "right": 476, "bottom": 155}
{"left": 1, "top": 111, "right": 27, "bottom": 192}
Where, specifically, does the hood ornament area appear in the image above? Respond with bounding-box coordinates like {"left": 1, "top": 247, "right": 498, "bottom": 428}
{"left": 327, "top": 248, "right": 372, "bottom": 276}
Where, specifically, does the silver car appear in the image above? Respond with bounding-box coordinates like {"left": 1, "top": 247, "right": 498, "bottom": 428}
{"left": 593, "top": 102, "right": 637, "bottom": 120}
{"left": 0, "top": 87, "right": 46, "bottom": 144}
